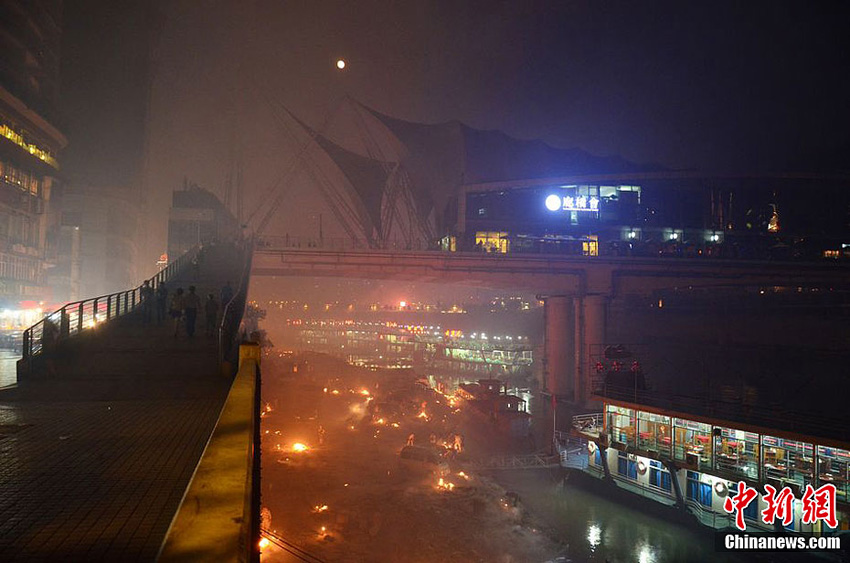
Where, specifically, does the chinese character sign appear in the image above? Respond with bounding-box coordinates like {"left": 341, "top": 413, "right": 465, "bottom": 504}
{"left": 546, "top": 195, "right": 601, "bottom": 212}
{"left": 802, "top": 484, "right": 838, "bottom": 529}
{"left": 722, "top": 482, "right": 838, "bottom": 531}
{"left": 724, "top": 481, "right": 758, "bottom": 531}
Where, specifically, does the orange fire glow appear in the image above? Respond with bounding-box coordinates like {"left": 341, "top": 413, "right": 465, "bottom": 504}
{"left": 291, "top": 443, "right": 309, "bottom": 452}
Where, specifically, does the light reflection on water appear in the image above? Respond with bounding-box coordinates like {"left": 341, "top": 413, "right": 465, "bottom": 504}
{"left": 493, "top": 470, "right": 742, "bottom": 563}
{"left": 0, "top": 348, "right": 18, "bottom": 388}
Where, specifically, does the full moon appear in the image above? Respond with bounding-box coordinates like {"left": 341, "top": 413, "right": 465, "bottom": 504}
{"left": 336, "top": 59, "right": 346, "bottom": 70}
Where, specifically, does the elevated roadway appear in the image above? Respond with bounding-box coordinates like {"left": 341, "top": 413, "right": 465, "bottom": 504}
{"left": 253, "top": 246, "right": 850, "bottom": 406}
{"left": 252, "top": 247, "right": 850, "bottom": 296}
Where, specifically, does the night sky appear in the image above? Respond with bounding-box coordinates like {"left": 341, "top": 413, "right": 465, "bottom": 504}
{"left": 59, "top": 1, "right": 850, "bottom": 271}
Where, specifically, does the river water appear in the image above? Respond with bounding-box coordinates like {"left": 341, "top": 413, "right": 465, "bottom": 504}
{"left": 493, "top": 469, "right": 740, "bottom": 563}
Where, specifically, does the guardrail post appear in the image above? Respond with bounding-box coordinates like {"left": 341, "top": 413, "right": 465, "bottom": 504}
{"left": 123, "top": 292, "right": 129, "bottom": 314}
{"left": 93, "top": 298, "right": 98, "bottom": 324}
{"left": 60, "top": 307, "right": 69, "bottom": 338}
{"left": 22, "top": 330, "right": 30, "bottom": 358}
{"left": 78, "top": 302, "right": 84, "bottom": 333}
{"left": 106, "top": 295, "right": 111, "bottom": 320}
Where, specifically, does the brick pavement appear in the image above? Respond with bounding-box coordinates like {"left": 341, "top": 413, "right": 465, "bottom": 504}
{"left": 0, "top": 245, "right": 246, "bottom": 561}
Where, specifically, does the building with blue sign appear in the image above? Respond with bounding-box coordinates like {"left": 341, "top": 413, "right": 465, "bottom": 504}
{"left": 456, "top": 172, "right": 850, "bottom": 260}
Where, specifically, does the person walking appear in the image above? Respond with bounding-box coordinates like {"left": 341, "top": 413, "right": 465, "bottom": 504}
{"left": 204, "top": 293, "right": 219, "bottom": 337}
{"left": 155, "top": 282, "right": 169, "bottom": 325}
{"left": 220, "top": 281, "right": 234, "bottom": 307}
{"left": 183, "top": 285, "right": 201, "bottom": 338}
{"left": 140, "top": 280, "right": 154, "bottom": 324}
{"left": 170, "top": 288, "right": 185, "bottom": 337}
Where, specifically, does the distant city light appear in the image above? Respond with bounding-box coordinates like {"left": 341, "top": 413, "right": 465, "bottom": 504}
{"left": 336, "top": 59, "right": 346, "bottom": 69}
{"left": 399, "top": 300, "right": 407, "bottom": 308}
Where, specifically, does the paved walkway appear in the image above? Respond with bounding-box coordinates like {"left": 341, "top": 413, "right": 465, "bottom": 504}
{"left": 0, "top": 245, "right": 246, "bottom": 561}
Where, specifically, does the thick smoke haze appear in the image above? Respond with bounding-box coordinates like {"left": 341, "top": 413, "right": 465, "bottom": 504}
{"left": 61, "top": 1, "right": 850, "bottom": 271}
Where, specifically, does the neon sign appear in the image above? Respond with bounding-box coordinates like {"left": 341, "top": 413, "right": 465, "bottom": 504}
{"left": 545, "top": 194, "right": 600, "bottom": 212}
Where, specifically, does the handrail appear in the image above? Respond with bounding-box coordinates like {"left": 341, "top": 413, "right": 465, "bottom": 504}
{"left": 255, "top": 234, "right": 850, "bottom": 264}
{"left": 218, "top": 236, "right": 255, "bottom": 370}
{"left": 21, "top": 246, "right": 200, "bottom": 360}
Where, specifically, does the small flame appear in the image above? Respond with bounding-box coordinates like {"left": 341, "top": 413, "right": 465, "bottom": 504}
{"left": 360, "top": 389, "right": 370, "bottom": 396}
{"left": 292, "top": 443, "right": 309, "bottom": 452}
{"left": 331, "top": 389, "right": 340, "bottom": 395}
{"left": 313, "top": 504, "right": 329, "bottom": 513}
{"left": 259, "top": 537, "right": 270, "bottom": 549}
{"left": 437, "top": 478, "right": 455, "bottom": 491}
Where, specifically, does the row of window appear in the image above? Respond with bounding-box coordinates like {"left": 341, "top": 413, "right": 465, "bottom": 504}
{"left": 616, "top": 452, "right": 674, "bottom": 493}
{"left": 0, "top": 253, "right": 42, "bottom": 284}
{"left": 0, "top": 159, "right": 42, "bottom": 196}
{"left": 606, "top": 404, "right": 850, "bottom": 502}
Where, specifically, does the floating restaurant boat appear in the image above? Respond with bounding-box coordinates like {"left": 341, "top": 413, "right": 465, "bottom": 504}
{"left": 560, "top": 383, "right": 850, "bottom": 535}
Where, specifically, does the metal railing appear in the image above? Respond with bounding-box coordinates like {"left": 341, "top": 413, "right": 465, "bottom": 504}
{"left": 218, "top": 237, "right": 255, "bottom": 369}
{"left": 572, "top": 413, "right": 604, "bottom": 436}
{"left": 256, "top": 235, "right": 435, "bottom": 252}
{"left": 471, "top": 452, "right": 560, "bottom": 470}
{"left": 21, "top": 246, "right": 199, "bottom": 360}
{"left": 255, "top": 234, "right": 850, "bottom": 264}
{"left": 555, "top": 435, "right": 590, "bottom": 470}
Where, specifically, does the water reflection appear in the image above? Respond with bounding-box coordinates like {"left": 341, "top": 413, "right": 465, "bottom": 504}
{"left": 493, "top": 470, "right": 742, "bottom": 563}
{"left": 587, "top": 522, "right": 602, "bottom": 551}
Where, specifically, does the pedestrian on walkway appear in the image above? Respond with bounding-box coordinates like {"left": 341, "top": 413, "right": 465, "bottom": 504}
{"left": 183, "top": 285, "right": 201, "bottom": 338}
{"left": 170, "top": 288, "right": 185, "bottom": 337}
{"left": 204, "top": 293, "right": 219, "bottom": 337}
{"left": 140, "top": 280, "right": 154, "bottom": 324}
{"left": 155, "top": 282, "right": 168, "bottom": 325}
{"left": 220, "top": 281, "right": 234, "bottom": 307}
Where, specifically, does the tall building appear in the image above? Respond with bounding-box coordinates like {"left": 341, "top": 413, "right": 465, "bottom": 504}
{"left": 0, "top": 0, "right": 68, "bottom": 307}
{"left": 57, "top": 0, "right": 161, "bottom": 292}
{"left": 59, "top": 184, "right": 138, "bottom": 299}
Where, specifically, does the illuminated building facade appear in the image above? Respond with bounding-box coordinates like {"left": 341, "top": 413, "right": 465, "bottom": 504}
{"left": 458, "top": 173, "right": 850, "bottom": 259}
{"left": 290, "top": 319, "right": 534, "bottom": 396}
{"left": 0, "top": 0, "right": 67, "bottom": 306}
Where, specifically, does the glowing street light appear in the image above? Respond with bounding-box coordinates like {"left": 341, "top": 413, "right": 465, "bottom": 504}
{"left": 336, "top": 59, "right": 346, "bottom": 70}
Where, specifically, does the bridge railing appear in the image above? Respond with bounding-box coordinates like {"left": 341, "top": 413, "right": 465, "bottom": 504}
{"left": 256, "top": 235, "right": 436, "bottom": 252}
{"left": 218, "top": 237, "right": 255, "bottom": 369}
{"left": 256, "top": 234, "right": 850, "bottom": 264}
{"left": 21, "top": 247, "right": 199, "bottom": 360}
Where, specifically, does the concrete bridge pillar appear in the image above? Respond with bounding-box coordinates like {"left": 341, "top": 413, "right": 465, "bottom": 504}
{"left": 575, "top": 294, "right": 608, "bottom": 405}
{"left": 543, "top": 296, "right": 575, "bottom": 402}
